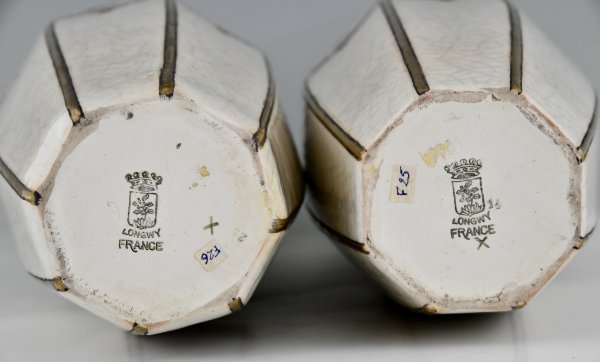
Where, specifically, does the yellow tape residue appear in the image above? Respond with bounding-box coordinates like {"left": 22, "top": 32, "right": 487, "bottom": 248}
{"left": 421, "top": 140, "right": 452, "bottom": 167}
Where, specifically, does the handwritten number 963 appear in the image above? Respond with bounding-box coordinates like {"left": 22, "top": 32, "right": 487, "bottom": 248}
{"left": 201, "top": 245, "right": 221, "bottom": 265}
{"left": 396, "top": 166, "right": 410, "bottom": 196}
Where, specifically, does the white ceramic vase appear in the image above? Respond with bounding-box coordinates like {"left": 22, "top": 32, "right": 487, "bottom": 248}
{"left": 306, "top": 0, "right": 597, "bottom": 313}
{"left": 0, "top": 0, "right": 303, "bottom": 334}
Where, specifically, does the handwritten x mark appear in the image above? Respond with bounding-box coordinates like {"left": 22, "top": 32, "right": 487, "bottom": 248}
{"left": 476, "top": 237, "right": 490, "bottom": 250}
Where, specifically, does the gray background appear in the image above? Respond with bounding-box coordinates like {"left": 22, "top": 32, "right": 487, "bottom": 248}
{"left": 0, "top": 0, "right": 599, "bottom": 361}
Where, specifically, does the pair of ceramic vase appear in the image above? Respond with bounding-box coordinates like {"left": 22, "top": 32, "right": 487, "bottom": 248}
{"left": 0, "top": 0, "right": 596, "bottom": 335}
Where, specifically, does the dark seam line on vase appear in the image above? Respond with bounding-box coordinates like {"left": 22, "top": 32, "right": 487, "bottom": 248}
{"left": 159, "top": 0, "right": 178, "bottom": 98}
{"left": 308, "top": 209, "right": 370, "bottom": 255}
{"left": 507, "top": 1, "right": 523, "bottom": 95}
{"left": 252, "top": 62, "right": 276, "bottom": 151}
{"left": 305, "top": 90, "right": 367, "bottom": 161}
{"left": 0, "top": 157, "right": 41, "bottom": 205}
{"left": 45, "top": 22, "right": 84, "bottom": 123}
{"left": 381, "top": 0, "right": 430, "bottom": 95}
{"left": 268, "top": 189, "right": 304, "bottom": 233}
{"left": 577, "top": 96, "right": 598, "bottom": 163}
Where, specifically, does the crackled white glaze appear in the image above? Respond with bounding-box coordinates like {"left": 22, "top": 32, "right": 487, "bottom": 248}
{"left": 0, "top": 36, "right": 72, "bottom": 188}
{"left": 308, "top": 6, "right": 418, "bottom": 150}
{"left": 394, "top": 0, "right": 511, "bottom": 91}
{"left": 306, "top": 110, "right": 363, "bottom": 241}
{"left": 0, "top": 180, "right": 57, "bottom": 278}
{"left": 582, "top": 126, "right": 599, "bottom": 236}
{"left": 306, "top": 0, "right": 596, "bottom": 312}
{"left": 176, "top": 2, "right": 269, "bottom": 134}
{"left": 54, "top": 1, "right": 165, "bottom": 113}
{"left": 260, "top": 101, "right": 303, "bottom": 219}
{"left": 521, "top": 13, "right": 596, "bottom": 146}
{"left": 0, "top": 0, "right": 302, "bottom": 334}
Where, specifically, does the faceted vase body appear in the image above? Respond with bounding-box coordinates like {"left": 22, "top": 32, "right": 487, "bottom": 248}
{"left": 0, "top": 0, "right": 303, "bottom": 334}
{"left": 306, "top": 0, "right": 597, "bottom": 313}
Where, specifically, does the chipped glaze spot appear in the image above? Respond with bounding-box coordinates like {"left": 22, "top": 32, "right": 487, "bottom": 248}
{"left": 198, "top": 165, "right": 210, "bottom": 177}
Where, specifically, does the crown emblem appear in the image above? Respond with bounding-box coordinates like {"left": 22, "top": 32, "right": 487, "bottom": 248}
{"left": 444, "top": 158, "right": 482, "bottom": 179}
{"left": 125, "top": 171, "right": 163, "bottom": 192}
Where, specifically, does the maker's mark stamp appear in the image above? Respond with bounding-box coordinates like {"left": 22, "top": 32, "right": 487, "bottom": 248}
{"left": 445, "top": 159, "right": 499, "bottom": 250}
{"left": 119, "top": 171, "right": 165, "bottom": 253}
{"left": 446, "top": 162, "right": 485, "bottom": 217}
{"left": 126, "top": 171, "right": 162, "bottom": 229}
